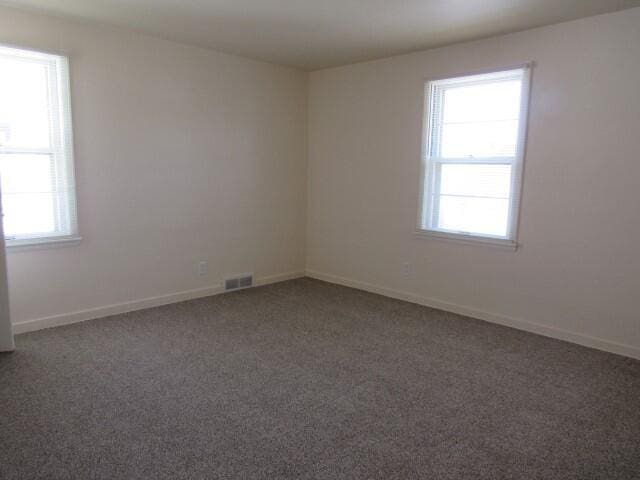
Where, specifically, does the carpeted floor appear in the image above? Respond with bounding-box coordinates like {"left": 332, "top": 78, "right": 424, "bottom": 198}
{"left": 1, "top": 278, "right": 639, "bottom": 479}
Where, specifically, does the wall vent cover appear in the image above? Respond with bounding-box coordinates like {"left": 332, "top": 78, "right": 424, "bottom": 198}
{"left": 224, "top": 274, "right": 253, "bottom": 291}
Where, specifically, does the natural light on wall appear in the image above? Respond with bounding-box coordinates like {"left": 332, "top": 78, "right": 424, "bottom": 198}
{"left": 419, "top": 66, "right": 530, "bottom": 247}
{"left": 0, "top": 45, "right": 78, "bottom": 248}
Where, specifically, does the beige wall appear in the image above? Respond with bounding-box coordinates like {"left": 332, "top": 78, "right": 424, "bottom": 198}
{"left": 2, "top": 5, "right": 639, "bottom": 359}
{"left": 0, "top": 6, "right": 307, "bottom": 326}
{"left": 307, "top": 8, "right": 640, "bottom": 358}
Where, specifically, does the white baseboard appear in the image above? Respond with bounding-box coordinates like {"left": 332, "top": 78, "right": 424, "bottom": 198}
{"left": 254, "top": 270, "right": 305, "bottom": 287}
{"left": 305, "top": 269, "right": 640, "bottom": 361}
{"left": 14, "top": 268, "right": 640, "bottom": 361}
{"left": 12, "top": 270, "right": 305, "bottom": 335}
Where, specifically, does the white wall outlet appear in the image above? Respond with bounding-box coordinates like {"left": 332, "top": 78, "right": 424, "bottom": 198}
{"left": 198, "top": 261, "right": 208, "bottom": 276}
{"left": 402, "top": 262, "right": 411, "bottom": 277}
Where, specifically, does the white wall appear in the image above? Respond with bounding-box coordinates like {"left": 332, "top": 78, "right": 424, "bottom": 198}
{"left": 0, "top": 6, "right": 307, "bottom": 328}
{"left": 3, "top": 5, "right": 639, "bottom": 360}
{"left": 307, "top": 8, "right": 640, "bottom": 358}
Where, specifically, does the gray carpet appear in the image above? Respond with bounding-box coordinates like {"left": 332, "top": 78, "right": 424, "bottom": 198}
{"left": 1, "top": 278, "right": 639, "bottom": 479}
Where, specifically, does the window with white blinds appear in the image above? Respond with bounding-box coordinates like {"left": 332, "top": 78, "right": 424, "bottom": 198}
{"left": 0, "top": 45, "right": 78, "bottom": 247}
{"left": 419, "top": 66, "right": 530, "bottom": 246}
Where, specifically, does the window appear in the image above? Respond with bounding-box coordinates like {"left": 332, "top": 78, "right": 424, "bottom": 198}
{"left": 0, "top": 45, "right": 78, "bottom": 248}
{"left": 418, "top": 66, "right": 530, "bottom": 247}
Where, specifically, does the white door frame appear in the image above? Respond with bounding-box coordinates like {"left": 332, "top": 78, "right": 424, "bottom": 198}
{"left": 0, "top": 183, "right": 15, "bottom": 352}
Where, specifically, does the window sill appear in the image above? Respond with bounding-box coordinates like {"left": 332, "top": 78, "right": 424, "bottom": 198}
{"left": 414, "top": 229, "right": 518, "bottom": 251}
{"left": 6, "top": 235, "right": 82, "bottom": 253}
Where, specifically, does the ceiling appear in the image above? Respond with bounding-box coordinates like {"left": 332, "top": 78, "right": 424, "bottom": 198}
{"left": 2, "top": 0, "right": 639, "bottom": 70}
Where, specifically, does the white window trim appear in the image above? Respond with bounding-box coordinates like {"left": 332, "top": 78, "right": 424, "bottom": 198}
{"left": 414, "top": 229, "right": 518, "bottom": 250}
{"left": 416, "top": 63, "right": 533, "bottom": 250}
{"left": 0, "top": 43, "right": 80, "bottom": 251}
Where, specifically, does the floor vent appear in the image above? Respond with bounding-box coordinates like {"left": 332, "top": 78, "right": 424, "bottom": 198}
{"left": 224, "top": 274, "right": 253, "bottom": 291}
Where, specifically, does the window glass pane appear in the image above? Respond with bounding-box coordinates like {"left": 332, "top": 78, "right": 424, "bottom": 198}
{"left": 439, "top": 163, "right": 511, "bottom": 199}
{"left": 1, "top": 193, "right": 56, "bottom": 237}
{"left": 440, "top": 120, "right": 519, "bottom": 158}
{"left": 436, "top": 196, "right": 509, "bottom": 237}
{"left": 0, "top": 153, "right": 54, "bottom": 193}
{"left": 0, "top": 57, "right": 51, "bottom": 149}
{"left": 443, "top": 80, "right": 521, "bottom": 123}
{"left": 439, "top": 80, "right": 521, "bottom": 158}
{"left": 0, "top": 153, "right": 57, "bottom": 236}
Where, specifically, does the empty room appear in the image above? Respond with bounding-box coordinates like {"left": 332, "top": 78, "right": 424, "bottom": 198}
{"left": 1, "top": 0, "right": 639, "bottom": 478}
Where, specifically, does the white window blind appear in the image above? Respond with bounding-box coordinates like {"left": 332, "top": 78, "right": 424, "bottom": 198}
{"left": 0, "top": 45, "right": 78, "bottom": 247}
{"left": 419, "top": 67, "right": 530, "bottom": 244}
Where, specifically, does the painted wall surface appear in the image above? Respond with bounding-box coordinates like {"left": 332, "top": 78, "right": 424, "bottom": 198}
{"left": 2, "top": 5, "right": 639, "bottom": 359}
{"left": 0, "top": 6, "right": 307, "bottom": 325}
{"left": 307, "top": 8, "right": 640, "bottom": 356}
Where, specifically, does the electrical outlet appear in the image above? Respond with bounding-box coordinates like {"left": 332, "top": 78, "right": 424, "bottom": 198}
{"left": 402, "top": 262, "right": 411, "bottom": 277}
{"left": 198, "top": 261, "right": 208, "bottom": 276}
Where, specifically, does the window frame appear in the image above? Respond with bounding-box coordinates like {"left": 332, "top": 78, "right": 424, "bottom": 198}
{"left": 417, "top": 64, "right": 532, "bottom": 250}
{"left": 0, "top": 44, "right": 80, "bottom": 251}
